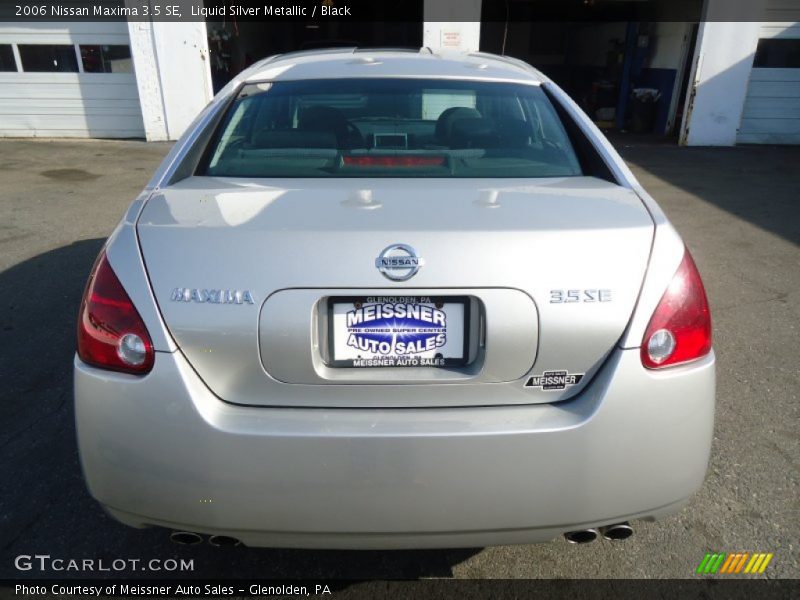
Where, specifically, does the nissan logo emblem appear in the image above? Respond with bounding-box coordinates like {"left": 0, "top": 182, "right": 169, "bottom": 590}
{"left": 375, "top": 244, "right": 425, "bottom": 281}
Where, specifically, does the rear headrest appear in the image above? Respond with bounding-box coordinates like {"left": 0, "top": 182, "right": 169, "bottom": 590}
{"left": 449, "top": 117, "right": 536, "bottom": 149}
{"left": 251, "top": 129, "right": 337, "bottom": 149}
{"left": 449, "top": 118, "right": 498, "bottom": 149}
{"left": 435, "top": 106, "right": 482, "bottom": 143}
{"left": 299, "top": 105, "right": 349, "bottom": 139}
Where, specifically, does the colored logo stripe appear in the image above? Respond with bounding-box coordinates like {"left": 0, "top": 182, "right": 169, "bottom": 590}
{"left": 697, "top": 552, "right": 774, "bottom": 574}
{"left": 745, "top": 553, "right": 774, "bottom": 573}
{"left": 721, "top": 553, "right": 747, "bottom": 573}
{"left": 719, "top": 553, "right": 737, "bottom": 573}
{"left": 733, "top": 553, "right": 750, "bottom": 573}
{"left": 697, "top": 553, "right": 726, "bottom": 574}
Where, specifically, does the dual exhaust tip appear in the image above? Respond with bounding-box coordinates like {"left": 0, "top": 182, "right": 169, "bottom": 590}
{"left": 169, "top": 531, "right": 241, "bottom": 547}
{"left": 171, "top": 525, "right": 631, "bottom": 548}
{"left": 564, "top": 522, "right": 633, "bottom": 544}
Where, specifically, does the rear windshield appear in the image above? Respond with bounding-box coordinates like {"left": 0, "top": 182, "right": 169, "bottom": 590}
{"left": 200, "top": 78, "right": 582, "bottom": 178}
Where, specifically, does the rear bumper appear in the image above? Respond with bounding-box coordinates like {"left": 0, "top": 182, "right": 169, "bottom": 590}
{"left": 74, "top": 347, "right": 715, "bottom": 549}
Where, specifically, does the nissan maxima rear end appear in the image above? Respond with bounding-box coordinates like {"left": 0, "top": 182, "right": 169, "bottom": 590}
{"left": 74, "top": 49, "right": 714, "bottom": 549}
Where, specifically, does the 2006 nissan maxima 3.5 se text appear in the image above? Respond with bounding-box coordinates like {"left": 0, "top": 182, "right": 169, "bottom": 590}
{"left": 75, "top": 48, "right": 714, "bottom": 549}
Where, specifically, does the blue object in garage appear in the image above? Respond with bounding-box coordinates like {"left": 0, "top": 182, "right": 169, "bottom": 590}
{"left": 635, "top": 68, "right": 678, "bottom": 134}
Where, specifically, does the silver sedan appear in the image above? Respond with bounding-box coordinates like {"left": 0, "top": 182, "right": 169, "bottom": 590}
{"left": 74, "top": 48, "right": 714, "bottom": 549}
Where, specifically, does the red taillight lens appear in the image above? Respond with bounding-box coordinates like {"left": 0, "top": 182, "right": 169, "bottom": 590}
{"left": 77, "top": 251, "right": 154, "bottom": 375}
{"left": 641, "top": 248, "right": 712, "bottom": 369}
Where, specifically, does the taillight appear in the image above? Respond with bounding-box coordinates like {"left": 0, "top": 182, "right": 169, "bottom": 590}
{"left": 641, "top": 248, "right": 712, "bottom": 369}
{"left": 77, "top": 251, "right": 154, "bottom": 374}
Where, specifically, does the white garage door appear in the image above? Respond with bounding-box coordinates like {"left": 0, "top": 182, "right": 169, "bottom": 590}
{"left": 738, "top": 3, "right": 800, "bottom": 144}
{"left": 0, "top": 22, "right": 145, "bottom": 138}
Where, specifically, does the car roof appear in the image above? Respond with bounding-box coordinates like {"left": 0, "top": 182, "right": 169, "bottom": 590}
{"left": 243, "top": 48, "right": 546, "bottom": 85}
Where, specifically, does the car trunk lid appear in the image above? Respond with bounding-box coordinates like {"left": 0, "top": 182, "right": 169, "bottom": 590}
{"left": 137, "top": 176, "right": 653, "bottom": 407}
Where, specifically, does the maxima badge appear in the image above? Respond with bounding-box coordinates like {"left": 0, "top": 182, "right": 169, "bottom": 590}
{"left": 375, "top": 244, "right": 425, "bottom": 281}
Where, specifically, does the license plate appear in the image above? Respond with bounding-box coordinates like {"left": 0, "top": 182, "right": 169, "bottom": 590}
{"left": 328, "top": 296, "right": 468, "bottom": 367}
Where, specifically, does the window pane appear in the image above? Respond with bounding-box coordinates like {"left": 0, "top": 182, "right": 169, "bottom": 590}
{"left": 753, "top": 38, "right": 800, "bottom": 69}
{"left": 18, "top": 44, "right": 78, "bottom": 72}
{"left": 202, "top": 78, "right": 583, "bottom": 179}
{"left": 80, "top": 45, "right": 133, "bottom": 73}
{"left": 0, "top": 45, "right": 16, "bottom": 72}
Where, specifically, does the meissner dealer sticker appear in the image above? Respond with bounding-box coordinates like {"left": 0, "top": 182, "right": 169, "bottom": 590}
{"left": 524, "top": 370, "right": 584, "bottom": 391}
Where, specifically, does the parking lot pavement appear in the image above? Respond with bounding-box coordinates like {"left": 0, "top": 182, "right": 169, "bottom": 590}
{"left": 0, "top": 137, "right": 797, "bottom": 579}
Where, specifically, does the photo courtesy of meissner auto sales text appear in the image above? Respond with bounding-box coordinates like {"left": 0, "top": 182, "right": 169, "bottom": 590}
{"left": 0, "top": 0, "right": 797, "bottom": 598}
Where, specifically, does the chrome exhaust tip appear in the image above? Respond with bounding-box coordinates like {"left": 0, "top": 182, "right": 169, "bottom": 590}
{"left": 208, "top": 535, "right": 241, "bottom": 547}
{"left": 599, "top": 522, "right": 633, "bottom": 541}
{"left": 169, "top": 531, "right": 204, "bottom": 545}
{"left": 564, "top": 528, "right": 599, "bottom": 544}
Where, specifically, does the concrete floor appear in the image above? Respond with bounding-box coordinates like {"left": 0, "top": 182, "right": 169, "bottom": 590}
{"left": 0, "top": 137, "right": 797, "bottom": 579}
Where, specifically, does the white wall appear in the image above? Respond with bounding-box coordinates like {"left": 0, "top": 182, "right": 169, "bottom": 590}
{"left": 649, "top": 22, "right": 691, "bottom": 70}
{"left": 680, "top": 0, "right": 766, "bottom": 145}
{"left": 128, "top": 20, "right": 212, "bottom": 141}
{"left": 0, "top": 22, "right": 145, "bottom": 138}
{"left": 737, "top": 1, "right": 800, "bottom": 144}
{"left": 648, "top": 22, "right": 695, "bottom": 134}
{"left": 681, "top": 21, "right": 762, "bottom": 145}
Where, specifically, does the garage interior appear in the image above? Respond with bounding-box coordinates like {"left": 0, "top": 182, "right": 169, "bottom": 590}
{"left": 203, "top": 1, "right": 702, "bottom": 139}
{"left": 480, "top": 4, "right": 704, "bottom": 137}
{"left": 3, "top": 0, "right": 794, "bottom": 144}
{"left": 205, "top": 19, "right": 423, "bottom": 93}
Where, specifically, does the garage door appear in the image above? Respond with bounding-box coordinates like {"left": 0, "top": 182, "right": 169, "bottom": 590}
{"left": 0, "top": 22, "right": 145, "bottom": 138}
{"left": 738, "top": 3, "right": 800, "bottom": 144}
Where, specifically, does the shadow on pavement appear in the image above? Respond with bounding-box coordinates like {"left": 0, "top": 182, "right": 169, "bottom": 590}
{"left": 613, "top": 138, "right": 800, "bottom": 247}
{"left": 0, "top": 239, "right": 479, "bottom": 579}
